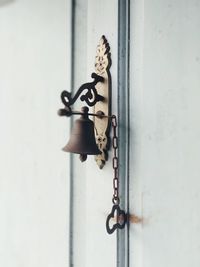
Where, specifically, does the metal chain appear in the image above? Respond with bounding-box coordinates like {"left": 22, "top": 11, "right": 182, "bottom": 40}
{"left": 106, "top": 115, "right": 127, "bottom": 234}
{"left": 111, "top": 115, "right": 120, "bottom": 205}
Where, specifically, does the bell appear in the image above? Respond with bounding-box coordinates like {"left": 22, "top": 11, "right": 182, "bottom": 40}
{"left": 63, "top": 106, "right": 101, "bottom": 161}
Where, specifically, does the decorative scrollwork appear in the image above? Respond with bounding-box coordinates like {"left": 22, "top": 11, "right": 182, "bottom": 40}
{"left": 59, "top": 73, "right": 104, "bottom": 113}
{"left": 95, "top": 35, "right": 111, "bottom": 75}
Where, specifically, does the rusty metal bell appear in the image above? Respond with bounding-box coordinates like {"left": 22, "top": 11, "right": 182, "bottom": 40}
{"left": 62, "top": 106, "right": 101, "bottom": 162}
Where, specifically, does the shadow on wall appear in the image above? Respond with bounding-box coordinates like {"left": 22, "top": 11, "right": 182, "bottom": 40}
{"left": 0, "top": 0, "right": 15, "bottom": 7}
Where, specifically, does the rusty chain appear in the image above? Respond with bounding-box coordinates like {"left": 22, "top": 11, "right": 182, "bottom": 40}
{"left": 105, "top": 115, "right": 127, "bottom": 234}
{"left": 111, "top": 115, "right": 120, "bottom": 205}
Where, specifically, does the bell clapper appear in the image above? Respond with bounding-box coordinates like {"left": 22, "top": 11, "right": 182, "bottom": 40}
{"left": 79, "top": 154, "right": 87, "bottom": 162}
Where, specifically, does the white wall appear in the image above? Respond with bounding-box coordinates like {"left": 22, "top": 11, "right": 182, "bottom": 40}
{"left": 0, "top": 0, "right": 70, "bottom": 266}
{"left": 2, "top": 1, "right": 200, "bottom": 266}
{"left": 130, "top": 0, "right": 200, "bottom": 266}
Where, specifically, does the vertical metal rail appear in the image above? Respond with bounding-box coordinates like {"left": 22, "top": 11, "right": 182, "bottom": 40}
{"left": 117, "top": 0, "right": 130, "bottom": 267}
{"left": 69, "top": 0, "right": 75, "bottom": 266}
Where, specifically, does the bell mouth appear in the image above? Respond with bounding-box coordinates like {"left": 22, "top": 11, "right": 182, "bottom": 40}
{"left": 62, "top": 144, "right": 101, "bottom": 155}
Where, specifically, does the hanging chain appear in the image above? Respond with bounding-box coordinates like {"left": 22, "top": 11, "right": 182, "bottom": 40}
{"left": 106, "top": 115, "right": 127, "bottom": 234}
{"left": 111, "top": 115, "right": 120, "bottom": 205}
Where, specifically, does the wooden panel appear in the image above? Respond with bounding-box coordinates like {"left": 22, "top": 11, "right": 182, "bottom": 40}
{"left": 0, "top": 1, "right": 70, "bottom": 266}
{"left": 129, "top": 0, "right": 200, "bottom": 266}
{"left": 70, "top": 1, "right": 118, "bottom": 266}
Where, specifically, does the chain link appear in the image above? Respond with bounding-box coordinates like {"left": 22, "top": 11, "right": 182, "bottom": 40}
{"left": 111, "top": 115, "right": 120, "bottom": 205}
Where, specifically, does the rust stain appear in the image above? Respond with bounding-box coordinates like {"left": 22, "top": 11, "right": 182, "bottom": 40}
{"left": 111, "top": 215, "right": 126, "bottom": 224}
{"left": 128, "top": 214, "right": 143, "bottom": 224}
{"left": 111, "top": 214, "right": 143, "bottom": 224}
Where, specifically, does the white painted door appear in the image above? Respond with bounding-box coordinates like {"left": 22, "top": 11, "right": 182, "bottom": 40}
{"left": 0, "top": 1, "right": 70, "bottom": 266}
{"left": 129, "top": 1, "right": 200, "bottom": 267}
{"left": 0, "top": 0, "right": 125, "bottom": 266}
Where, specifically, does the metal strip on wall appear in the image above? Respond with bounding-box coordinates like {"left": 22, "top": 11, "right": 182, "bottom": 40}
{"left": 117, "top": 0, "right": 130, "bottom": 267}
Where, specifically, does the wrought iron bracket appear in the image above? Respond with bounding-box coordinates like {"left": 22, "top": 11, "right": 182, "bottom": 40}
{"left": 59, "top": 72, "right": 104, "bottom": 114}
{"left": 58, "top": 35, "right": 112, "bottom": 169}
